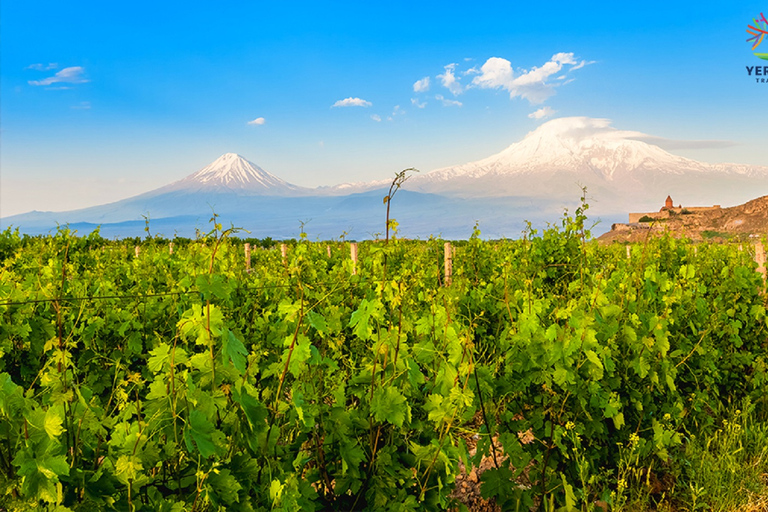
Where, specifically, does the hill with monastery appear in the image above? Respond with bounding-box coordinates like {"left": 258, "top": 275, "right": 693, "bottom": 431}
{"left": 599, "top": 195, "right": 768, "bottom": 243}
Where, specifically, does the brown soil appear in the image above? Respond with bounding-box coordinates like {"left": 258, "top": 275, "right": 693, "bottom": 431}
{"left": 450, "top": 431, "right": 539, "bottom": 512}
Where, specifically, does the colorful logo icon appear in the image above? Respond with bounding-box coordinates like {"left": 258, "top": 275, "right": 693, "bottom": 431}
{"left": 747, "top": 12, "right": 768, "bottom": 60}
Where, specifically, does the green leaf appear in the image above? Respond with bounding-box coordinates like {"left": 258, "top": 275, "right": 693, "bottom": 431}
{"left": 634, "top": 355, "right": 651, "bottom": 378}
{"left": 209, "top": 468, "right": 242, "bottom": 505}
{"left": 223, "top": 330, "right": 248, "bottom": 374}
{"left": 424, "top": 394, "right": 449, "bottom": 425}
{"left": 560, "top": 474, "right": 577, "bottom": 511}
{"left": 148, "top": 343, "right": 170, "bottom": 373}
{"left": 307, "top": 310, "right": 328, "bottom": 335}
{"left": 612, "top": 412, "right": 625, "bottom": 429}
{"left": 665, "top": 372, "right": 676, "bottom": 392}
{"left": 370, "top": 387, "right": 410, "bottom": 427}
{"left": 195, "top": 274, "right": 230, "bottom": 301}
{"left": 584, "top": 349, "right": 604, "bottom": 380}
{"left": 184, "top": 409, "right": 218, "bottom": 458}
{"left": 44, "top": 407, "right": 65, "bottom": 439}
{"left": 339, "top": 440, "right": 365, "bottom": 476}
{"left": 545, "top": 324, "right": 558, "bottom": 342}
{"left": 37, "top": 453, "right": 70, "bottom": 480}
{"left": 0, "top": 373, "right": 26, "bottom": 416}
{"left": 269, "top": 479, "right": 285, "bottom": 503}
{"left": 115, "top": 454, "right": 143, "bottom": 484}
{"left": 147, "top": 378, "right": 168, "bottom": 400}
{"left": 13, "top": 448, "right": 69, "bottom": 503}
{"left": 349, "top": 299, "right": 381, "bottom": 340}
{"left": 286, "top": 334, "right": 312, "bottom": 378}
{"left": 178, "top": 304, "right": 224, "bottom": 346}
{"left": 553, "top": 366, "right": 574, "bottom": 386}
{"left": 235, "top": 389, "right": 268, "bottom": 433}
{"left": 585, "top": 350, "right": 602, "bottom": 370}
{"left": 479, "top": 465, "right": 515, "bottom": 500}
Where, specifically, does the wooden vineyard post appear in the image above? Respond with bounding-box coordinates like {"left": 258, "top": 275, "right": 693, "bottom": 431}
{"left": 444, "top": 242, "right": 452, "bottom": 286}
{"left": 327, "top": 245, "right": 331, "bottom": 258}
{"left": 169, "top": 242, "right": 174, "bottom": 255}
{"left": 281, "top": 244, "right": 287, "bottom": 265}
{"left": 350, "top": 243, "right": 358, "bottom": 275}
{"left": 134, "top": 246, "right": 140, "bottom": 258}
{"left": 245, "top": 243, "right": 251, "bottom": 272}
{"left": 626, "top": 245, "right": 631, "bottom": 259}
{"left": 756, "top": 242, "right": 766, "bottom": 282}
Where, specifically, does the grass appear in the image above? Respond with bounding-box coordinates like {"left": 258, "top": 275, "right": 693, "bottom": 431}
{"left": 700, "top": 230, "right": 731, "bottom": 240}
{"left": 674, "top": 401, "right": 768, "bottom": 511}
{"left": 615, "top": 399, "right": 768, "bottom": 512}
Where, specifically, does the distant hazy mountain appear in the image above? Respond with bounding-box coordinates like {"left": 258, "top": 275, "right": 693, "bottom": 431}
{"left": 405, "top": 117, "right": 768, "bottom": 213}
{"left": 4, "top": 117, "right": 767, "bottom": 239}
{"left": 2, "top": 152, "right": 557, "bottom": 239}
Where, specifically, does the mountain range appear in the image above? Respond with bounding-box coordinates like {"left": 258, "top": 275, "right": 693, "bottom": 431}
{"left": 4, "top": 117, "right": 768, "bottom": 239}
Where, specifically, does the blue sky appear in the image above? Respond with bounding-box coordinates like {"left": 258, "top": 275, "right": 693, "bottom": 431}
{"left": 1, "top": 0, "right": 767, "bottom": 217}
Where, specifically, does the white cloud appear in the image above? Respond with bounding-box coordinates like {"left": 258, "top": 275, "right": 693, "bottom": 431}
{"left": 471, "top": 53, "right": 586, "bottom": 104}
{"left": 551, "top": 52, "right": 577, "bottom": 65}
{"left": 28, "top": 66, "right": 88, "bottom": 86}
{"left": 570, "top": 59, "right": 593, "bottom": 71}
{"left": 371, "top": 114, "right": 382, "bottom": 122}
{"left": 541, "top": 117, "right": 738, "bottom": 151}
{"left": 384, "top": 106, "right": 405, "bottom": 122}
{"left": 413, "top": 77, "right": 430, "bottom": 92}
{"left": 332, "top": 97, "right": 372, "bottom": 108}
{"left": 71, "top": 101, "right": 91, "bottom": 110}
{"left": 248, "top": 117, "right": 266, "bottom": 125}
{"left": 26, "top": 63, "right": 58, "bottom": 71}
{"left": 411, "top": 98, "right": 426, "bottom": 108}
{"left": 435, "top": 94, "right": 462, "bottom": 107}
{"left": 627, "top": 135, "right": 738, "bottom": 150}
{"left": 528, "top": 106, "right": 556, "bottom": 119}
{"left": 437, "top": 63, "right": 463, "bottom": 95}
{"left": 471, "top": 57, "right": 514, "bottom": 89}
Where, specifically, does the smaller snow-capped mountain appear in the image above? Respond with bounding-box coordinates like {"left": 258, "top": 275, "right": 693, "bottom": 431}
{"left": 158, "top": 153, "right": 307, "bottom": 195}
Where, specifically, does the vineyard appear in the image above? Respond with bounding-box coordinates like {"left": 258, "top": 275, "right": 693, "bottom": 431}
{"left": 1, "top": 209, "right": 768, "bottom": 511}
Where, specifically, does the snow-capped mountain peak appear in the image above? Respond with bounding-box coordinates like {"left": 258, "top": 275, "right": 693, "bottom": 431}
{"left": 414, "top": 116, "right": 697, "bottom": 184}
{"left": 161, "top": 153, "right": 304, "bottom": 195}
{"left": 404, "top": 116, "right": 768, "bottom": 209}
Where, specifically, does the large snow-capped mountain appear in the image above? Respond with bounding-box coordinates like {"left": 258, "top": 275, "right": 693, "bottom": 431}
{"left": 156, "top": 153, "right": 307, "bottom": 195}
{"left": 406, "top": 117, "right": 768, "bottom": 212}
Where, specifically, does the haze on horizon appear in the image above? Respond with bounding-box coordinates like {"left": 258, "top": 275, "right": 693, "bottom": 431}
{"left": 1, "top": 1, "right": 766, "bottom": 219}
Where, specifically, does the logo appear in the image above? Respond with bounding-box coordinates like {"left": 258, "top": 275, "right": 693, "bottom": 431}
{"left": 747, "top": 12, "right": 768, "bottom": 60}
